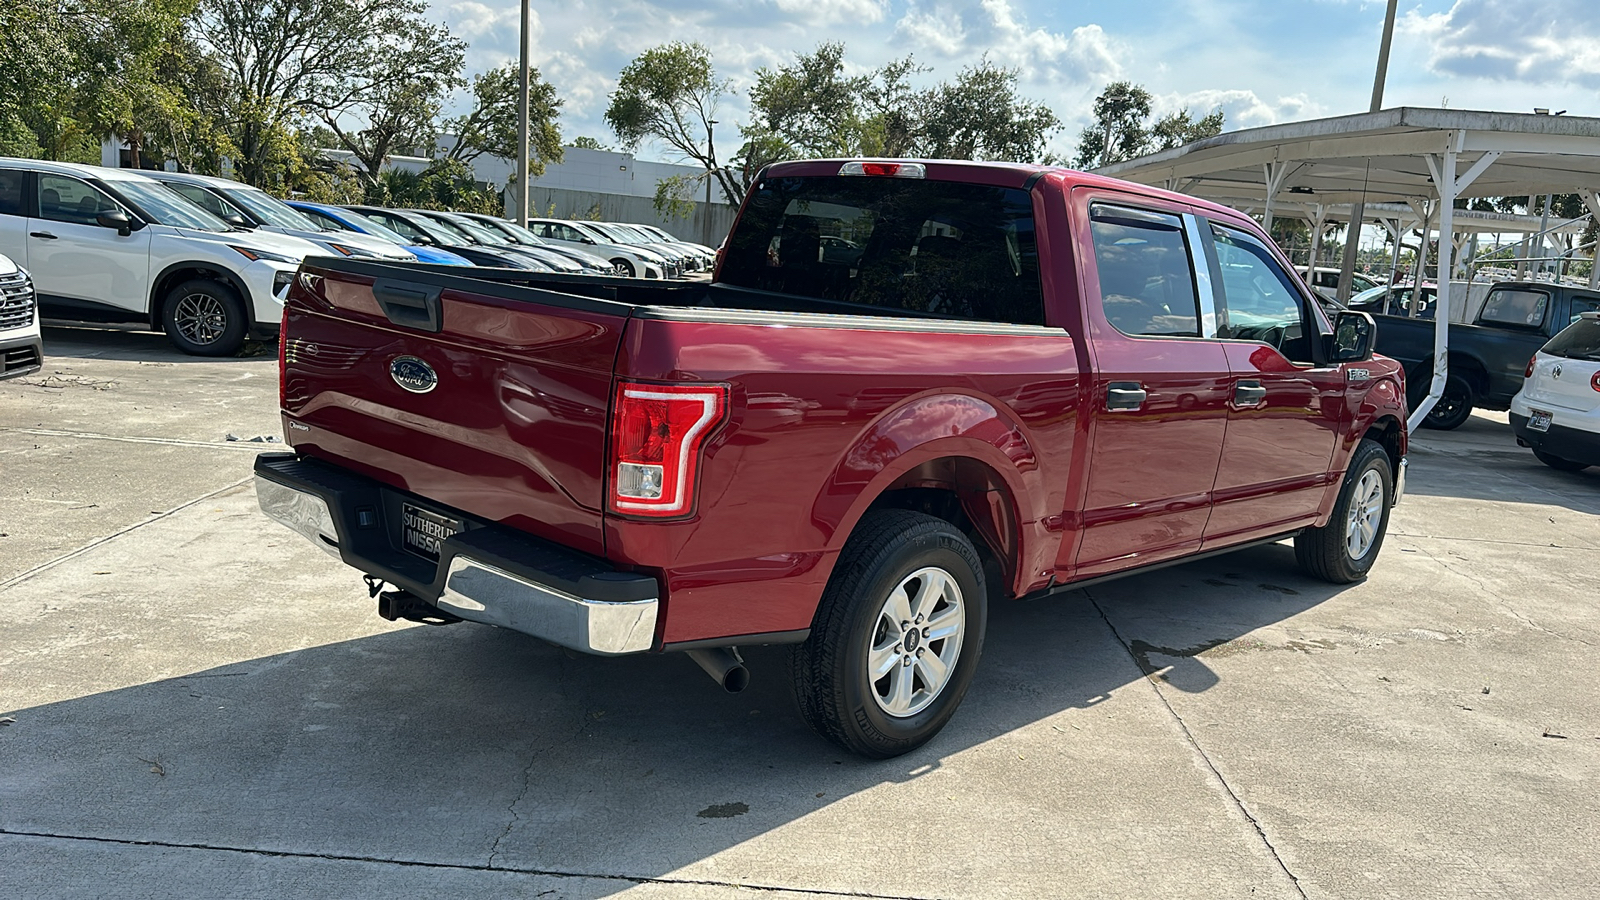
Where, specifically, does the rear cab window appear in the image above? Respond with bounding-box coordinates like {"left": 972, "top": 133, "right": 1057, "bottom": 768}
{"left": 1542, "top": 314, "right": 1600, "bottom": 361}
{"left": 1478, "top": 287, "right": 1549, "bottom": 329}
{"left": 720, "top": 175, "right": 1044, "bottom": 326}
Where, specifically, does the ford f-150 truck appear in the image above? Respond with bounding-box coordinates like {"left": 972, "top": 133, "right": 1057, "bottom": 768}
{"left": 256, "top": 159, "right": 1408, "bottom": 757}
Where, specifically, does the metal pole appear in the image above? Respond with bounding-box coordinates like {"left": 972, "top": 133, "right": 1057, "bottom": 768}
{"left": 516, "top": 0, "right": 530, "bottom": 227}
{"left": 1370, "top": 0, "right": 1400, "bottom": 112}
{"left": 1339, "top": 0, "right": 1400, "bottom": 302}
{"left": 1409, "top": 151, "right": 1457, "bottom": 434}
{"left": 1536, "top": 194, "right": 1552, "bottom": 278}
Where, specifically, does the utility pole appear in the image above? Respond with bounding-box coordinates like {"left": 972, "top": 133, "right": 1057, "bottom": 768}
{"left": 515, "top": 0, "right": 530, "bottom": 227}
{"left": 1337, "top": 0, "right": 1400, "bottom": 301}
{"left": 705, "top": 120, "right": 717, "bottom": 246}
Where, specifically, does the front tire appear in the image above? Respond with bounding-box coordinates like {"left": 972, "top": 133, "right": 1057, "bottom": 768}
{"left": 1533, "top": 448, "right": 1590, "bottom": 472}
{"left": 612, "top": 258, "right": 636, "bottom": 278}
{"left": 790, "top": 510, "right": 987, "bottom": 758}
{"left": 1295, "top": 439, "right": 1394, "bottom": 584}
{"left": 163, "top": 279, "right": 247, "bottom": 356}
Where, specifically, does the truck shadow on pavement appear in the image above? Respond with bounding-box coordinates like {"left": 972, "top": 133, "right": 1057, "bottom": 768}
{"left": 0, "top": 542, "right": 1351, "bottom": 895}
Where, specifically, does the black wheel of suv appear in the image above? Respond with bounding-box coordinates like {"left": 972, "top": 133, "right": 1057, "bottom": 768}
{"left": 1294, "top": 439, "right": 1394, "bottom": 584}
{"left": 163, "top": 279, "right": 247, "bottom": 356}
{"left": 612, "top": 258, "right": 636, "bottom": 278}
{"left": 790, "top": 510, "right": 987, "bottom": 758}
{"left": 1532, "top": 448, "right": 1590, "bottom": 472}
{"left": 1420, "top": 375, "right": 1473, "bottom": 430}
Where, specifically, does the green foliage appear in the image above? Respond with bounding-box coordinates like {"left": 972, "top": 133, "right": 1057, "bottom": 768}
{"left": 652, "top": 174, "right": 700, "bottom": 220}
{"left": 1074, "top": 81, "right": 1222, "bottom": 169}
{"left": 442, "top": 64, "right": 563, "bottom": 183}
{"left": 570, "top": 136, "right": 611, "bottom": 151}
{"left": 914, "top": 60, "right": 1059, "bottom": 162}
{"left": 605, "top": 41, "right": 742, "bottom": 203}
{"left": 372, "top": 159, "right": 500, "bottom": 214}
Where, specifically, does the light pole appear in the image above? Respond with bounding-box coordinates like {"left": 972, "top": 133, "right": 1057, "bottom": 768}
{"left": 516, "top": 0, "right": 530, "bottom": 227}
{"left": 705, "top": 120, "right": 718, "bottom": 245}
{"left": 1336, "top": 0, "right": 1400, "bottom": 301}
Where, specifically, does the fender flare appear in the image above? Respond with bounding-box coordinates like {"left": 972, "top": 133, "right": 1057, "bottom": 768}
{"left": 148, "top": 261, "right": 255, "bottom": 331}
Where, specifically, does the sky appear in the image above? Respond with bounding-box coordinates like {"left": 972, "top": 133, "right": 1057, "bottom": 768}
{"left": 428, "top": 0, "right": 1600, "bottom": 165}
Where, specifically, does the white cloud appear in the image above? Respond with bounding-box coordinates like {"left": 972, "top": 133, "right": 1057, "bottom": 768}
{"left": 1400, "top": 0, "right": 1600, "bottom": 89}
{"left": 893, "top": 7, "right": 969, "bottom": 58}
{"left": 772, "top": 0, "right": 887, "bottom": 26}
{"left": 446, "top": 1, "right": 530, "bottom": 42}
{"left": 976, "top": 1, "right": 1122, "bottom": 83}
{"left": 1155, "top": 89, "right": 1325, "bottom": 130}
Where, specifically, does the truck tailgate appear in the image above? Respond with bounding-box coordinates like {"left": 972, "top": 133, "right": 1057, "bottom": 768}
{"left": 280, "top": 261, "right": 632, "bottom": 557}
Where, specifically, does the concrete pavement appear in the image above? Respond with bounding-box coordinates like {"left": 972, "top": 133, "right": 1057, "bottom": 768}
{"left": 1, "top": 324, "right": 1596, "bottom": 899}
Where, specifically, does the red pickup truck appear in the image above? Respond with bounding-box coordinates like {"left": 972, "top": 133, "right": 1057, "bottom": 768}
{"left": 256, "top": 159, "right": 1408, "bottom": 757}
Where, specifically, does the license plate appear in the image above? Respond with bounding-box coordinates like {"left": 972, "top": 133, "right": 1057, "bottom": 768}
{"left": 401, "top": 503, "right": 462, "bottom": 561}
{"left": 1528, "top": 408, "right": 1553, "bottom": 433}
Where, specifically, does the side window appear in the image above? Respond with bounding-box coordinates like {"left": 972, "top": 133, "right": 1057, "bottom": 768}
{"left": 1566, "top": 295, "right": 1599, "bottom": 325}
{"left": 1210, "top": 223, "right": 1314, "bottom": 362}
{"left": 38, "top": 174, "right": 120, "bottom": 225}
{"left": 527, "top": 222, "right": 552, "bottom": 238}
{"left": 1479, "top": 288, "right": 1549, "bottom": 328}
{"left": 557, "top": 224, "right": 584, "bottom": 242}
{"left": 0, "top": 169, "right": 24, "bottom": 216}
{"left": 168, "top": 184, "right": 234, "bottom": 219}
{"left": 371, "top": 212, "right": 419, "bottom": 241}
{"left": 1088, "top": 204, "right": 1200, "bottom": 337}
{"left": 306, "top": 209, "right": 346, "bottom": 231}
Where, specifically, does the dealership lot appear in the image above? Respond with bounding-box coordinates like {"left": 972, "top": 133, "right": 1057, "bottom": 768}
{"left": 2, "top": 325, "right": 1597, "bottom": 899}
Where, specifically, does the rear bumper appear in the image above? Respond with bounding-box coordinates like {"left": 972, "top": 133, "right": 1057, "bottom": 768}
{"left": 1510, "top": 413, "right": 1600, "bottom": 467}
{"left": 254, "top": 453, "right": 660, "bottom": 655}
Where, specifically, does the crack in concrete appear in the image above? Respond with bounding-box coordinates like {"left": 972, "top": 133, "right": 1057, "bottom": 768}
{"left": 486, "top": 659, "right": 589, "bottom": 870}
{"left": 1085, "top": 590, "right": 1309, "bottom": 900}
{"left": 0, "top": 828, "right": 937, "bottom": 899}
{"left": 1390, "top": 531, "right": 1593, "bottom": 551}
{"left": 0, "top": 426, "right": 267, "bottom": 451}
{"left": 0, "top": 477, "right": 253, "bottom": 593}
{"left": 1411, "top": 544, "right": 1596, "bottom": 649}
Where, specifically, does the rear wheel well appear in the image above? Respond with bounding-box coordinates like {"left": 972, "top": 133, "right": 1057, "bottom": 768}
{"left": 864, "top": 457, "right": 1021, "bottom": 601}
{"left": 149, "top": 265, "right": 251, "bottom": 332}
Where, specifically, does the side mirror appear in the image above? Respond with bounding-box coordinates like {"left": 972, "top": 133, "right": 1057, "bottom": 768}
{"left": 1328, "top": 310, "right": 1376, "bottom": 362}
{"left": 96, "top": 209, "right": 139, "bottom": 237}
{"left": 223, "top": 213, "right": 254, "bottom": 229}
{"left": 581, "top": 237, "right": 596, "bottom": 244}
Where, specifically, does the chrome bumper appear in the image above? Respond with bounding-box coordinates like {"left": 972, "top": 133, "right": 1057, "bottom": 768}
{"left": 254, "top": 468, "right": 658, "bottom": 656}
{"left": 1391, "top": 457, "right": 1407, "bottom": 507}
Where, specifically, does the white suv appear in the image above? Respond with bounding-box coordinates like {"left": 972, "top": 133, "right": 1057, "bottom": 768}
{"left": 0, "top": 251, "right": 41, "bottom": 379}
{"left": 0, "top": 159, "right": 320, "bottom": 356}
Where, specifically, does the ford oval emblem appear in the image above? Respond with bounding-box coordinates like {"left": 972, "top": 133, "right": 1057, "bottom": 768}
{"left": 389, "top": 356, "right": 438, "bottom": 394}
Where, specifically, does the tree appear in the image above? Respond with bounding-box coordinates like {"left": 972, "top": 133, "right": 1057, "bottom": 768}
{"left": 914, "top": 60, "right": 1059, "bottom": 162}
{"left": 570, "top": 136, "right": 611, "bottom": 151}
{"left": 605, "top": 41, "right": 742, "bottom": 204}
{"left": 190, "top": 0, "right": 465, "bottom": 186}
{"left": 744, "top": 43, "right": 866, "bottom": 160}
{"left": 322, "top": 78, "right": 444, "bottom": 190}
{"left": 1074, "top": 82, "right": 1223, "bottom": 169}
{"left": 440, "top": 64, "right": 563, "bottom": 182}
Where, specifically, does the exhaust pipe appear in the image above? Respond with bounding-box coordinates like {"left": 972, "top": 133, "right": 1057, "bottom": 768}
{"left": 686, "top": 647, "right": 749, "bottom": 693}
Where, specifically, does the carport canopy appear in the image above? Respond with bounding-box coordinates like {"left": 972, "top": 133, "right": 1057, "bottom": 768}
{"left": 1097, "top": 107, "right": 1600, "bottom": 431}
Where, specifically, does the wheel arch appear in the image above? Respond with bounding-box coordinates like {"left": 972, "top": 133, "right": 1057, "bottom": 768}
{"left": 148, "top": 262, "right": 252, "bottom": 332}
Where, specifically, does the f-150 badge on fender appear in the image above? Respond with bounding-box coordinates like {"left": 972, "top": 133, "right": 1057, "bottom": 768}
{"left": 390, "top": 356, "right": 438, "bottom": 393}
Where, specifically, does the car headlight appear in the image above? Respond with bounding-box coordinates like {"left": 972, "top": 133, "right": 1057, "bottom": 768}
{"left": 230, "top": 245, "right": 300, "bottom": 264}
{"left": 328, "top": 242, "right": 383, "bottom": 259}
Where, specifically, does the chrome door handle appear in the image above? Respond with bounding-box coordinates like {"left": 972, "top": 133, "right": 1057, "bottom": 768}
{"left": 1106, "top": 382, "right": 1147, "bottom": 410}
{"left": 29, "top": 231, "right": 57, "bottom": 239}
{"left": 1234, "top": 380, "right": 1267, "bottom": 405}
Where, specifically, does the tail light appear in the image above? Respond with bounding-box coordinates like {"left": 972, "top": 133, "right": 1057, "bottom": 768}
{"left": 609, "top": 381, "right": 729, "bottom": 517}
{"left": 839, "top": 161, "right": 926, "bottom": 178}
{"left": 1525, "top": 355, "right": 1537, "bottom": 379}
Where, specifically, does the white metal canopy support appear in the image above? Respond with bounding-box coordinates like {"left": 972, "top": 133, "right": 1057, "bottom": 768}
{"left": 1304, "top": 204, "right": 1328, "bottom": 278}
{"left": 1583, "top": 190, "right": 1600, "bottom": 290}
{"left": 1409, "top": 135, "right": 1497, "bottom": 432}
{"left": 1260, "top": 161, "right": 1302, "bottom": 234}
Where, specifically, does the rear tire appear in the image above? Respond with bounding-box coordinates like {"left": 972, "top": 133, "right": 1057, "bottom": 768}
{"left": 1295, "top": 439, "right": 1393, "bottom": 584}
{"left": 162, "top": 279, "right": 247, "bottom": 356}
{"left": 1419, "top": 375, "right": 1473, "bottom": 430}
{"left": 1533, "top": 448, "right": 1590, "bottom": 472}
{"left": 612, "top": 258, "right": 636, "bottom": 278}
{"left": 790, "top": 510, "right": 987, "bottom": 758}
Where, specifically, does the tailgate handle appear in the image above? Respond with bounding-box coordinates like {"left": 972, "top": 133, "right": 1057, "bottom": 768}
{"left": 372, "top": 279, "right": 443, "bottom": 333}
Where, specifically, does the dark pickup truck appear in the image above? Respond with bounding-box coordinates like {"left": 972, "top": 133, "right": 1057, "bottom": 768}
{"left": 255, "top": 159, "right": 1408, "bottom": 757}
{"left": 1374, "top": 282, "right": 1600, "bottom": 429}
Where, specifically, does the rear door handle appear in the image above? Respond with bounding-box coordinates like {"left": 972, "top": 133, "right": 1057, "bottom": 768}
{"left": 1106, "top": 382, "right": 1147, "bottom": 411}
{"left": 1234, "top": 380, "right": 1267, "bottom": 405}
{"left": 29, "top": 231, "right": 57, "bottom": 240}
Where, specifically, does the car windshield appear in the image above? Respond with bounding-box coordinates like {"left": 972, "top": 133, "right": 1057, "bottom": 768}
{"left": 441, "top": 216, "right": 511, "bottom": 245}
{"left": 569, "top": 222, "right": 610, "bottom": 243}
{"left": 408, "top": 214, "right": 470, "bottom": 243}
{"left": 106, "top": 178, "right": 232, "bottom": 231}
{"left": 222, "top": 187, "right": 323, "bottom": 231}
{"left": 481, "top": 218, "right": 543, "bottom": 244}
{"left": 1542, "top": 315, "right": 1600, "bottom": 361}
{"left": 340, "top": 211, "right": 412, "bottom": 244}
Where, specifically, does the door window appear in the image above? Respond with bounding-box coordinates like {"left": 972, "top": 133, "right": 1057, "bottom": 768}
{"left": 38, "top": 175, "right": 120, "bottom": 225}
{"left": 0, "top": 169, "right": 24, "bottom": 216}
{"left": 1210, "top": 224, "right": 1315, "bottom": 363}
{"left": 1566, "top": 295, "right": 1600, "bottom": 326}
{"left": 1087, "top": 205, "right": 1200, "bottom": 337}
{"left": 167, "top": 184, "right": 237, "bottom": 220}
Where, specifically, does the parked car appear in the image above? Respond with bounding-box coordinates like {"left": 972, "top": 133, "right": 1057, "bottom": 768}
{"left": 143, "top": 171, "right": 415, "bottom": 262}
{"left": 256, "top": 158, "right": 1406, "bottom": 758}
{"left": 0, "top": 159, "right": 319, "bottom": 355}
{"left": 586, "top": 220, "right": 694, "bottom": 273}
{"left": 0, "top": 251, "right": 41, "bottom": 379}
{"left": 1347, "top": 284, "right": 1436, "bottom": 318}
{"left": 631, "top": 223, "right": 717, "bottom": 267}
{"left": 1510, "top": 311, "right": 1600, "bottom": 471}
{"left": 1306, "top": 266, "right": 1381, "bottom": 302}
{"left": 1373, "top": 281, "right": 1600, "bottom": 429}
{"left": 286, "top": 201, "right": 473, "bottom": 266}
{"left": 454, "top": 213, "right": 619, "bottom": 274}
{"left": 345, "top": 206, "right": 544, "bottom": 270}
{"left": 407, "top": 210, "right": 581, "bottom": 274}
{"left": 525, "top": 217, "right": 668, "bottom": 279}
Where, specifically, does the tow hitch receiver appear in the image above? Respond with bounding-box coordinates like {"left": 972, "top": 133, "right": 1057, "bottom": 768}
{"left": 377, "top": 588, "right": 461, "bottom": 626}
